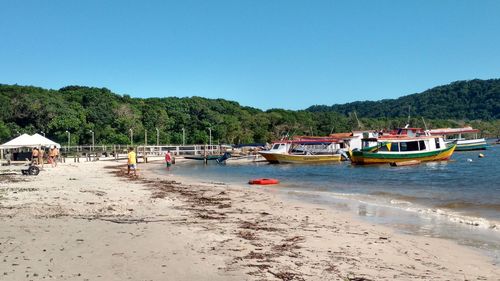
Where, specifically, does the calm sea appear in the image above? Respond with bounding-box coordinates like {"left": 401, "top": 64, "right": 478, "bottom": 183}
{"left": 158, "top": 144, "right": 500, "bottom": 262}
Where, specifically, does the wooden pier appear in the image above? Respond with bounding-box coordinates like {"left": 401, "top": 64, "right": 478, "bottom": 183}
{"left": 59, "top": 144, "right": 228, "bottom": 162}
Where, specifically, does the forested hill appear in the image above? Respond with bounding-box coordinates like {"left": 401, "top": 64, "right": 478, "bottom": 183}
{"left": 307, "top": 79, "right": 500, "bottom": 120}
{"left": 0, "top": 80, "right": 499, "bottom": 145}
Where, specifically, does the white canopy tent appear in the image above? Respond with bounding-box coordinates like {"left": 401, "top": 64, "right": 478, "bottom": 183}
{"left": 30, "top": 133, "right": 61, "bottom": 149}
{"left": 0, "top": 133, "right": 61, "bottom": 149}
{"left": 0, "top": 134, "right": 61, "bottom": 160}
{"left": 0, "top": 134, "right": 37, "bottom": 149}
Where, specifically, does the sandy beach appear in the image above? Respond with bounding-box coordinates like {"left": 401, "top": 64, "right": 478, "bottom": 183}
{"left": 0, "top": 160, "right": 498, "bottom": 281}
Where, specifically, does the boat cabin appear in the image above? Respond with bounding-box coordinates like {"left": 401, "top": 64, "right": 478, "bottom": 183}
{"left": 266, "top": 137, "right": 346, "bottom": 155}
{"left": 371, "top": 136, "right": 447, "bottom": 153}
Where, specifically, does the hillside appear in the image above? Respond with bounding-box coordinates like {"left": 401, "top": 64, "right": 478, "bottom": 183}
{"left": 0, "top": 80, "right": 499, "bottom": 145}
{"left": 307, "top": 79, "right": 500, "bottom": 120}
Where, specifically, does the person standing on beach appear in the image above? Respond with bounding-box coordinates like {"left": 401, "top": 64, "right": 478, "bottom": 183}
{"left": 32, "top": 147, "right": 39, "bottom": 165}
{"left": 49, "top": 146, "right": 57, "bottom": 167}
{"left": 53, "top": 146, "right": 59, "bottom": 167}
{"left": 38, "top": 147, "right": 45, "bottom": 168}
{"left": 165, "top": 150, "right": 172, "bottom": 170}
{"left": 54, "top": 146, "right": 60, "bottom": 165}
{"left": 127, "top": 147, "right": 137, "bottom": 176}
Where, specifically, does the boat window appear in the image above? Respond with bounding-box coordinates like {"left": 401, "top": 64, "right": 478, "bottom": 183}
{"left": 435, "top": 138, "right": 440, "bottom": 149}
{"left": 378, "top": 144, "right": 388, "bottom": 151}
{"left": 419, "top": 140, "right": 426, "bottom": 150}
{"left": 272, "top": 144, "right": 280, "bottom": 150}
{"left": 400, "top": 141, "right": 419, "bottom": 151}
{"left": 390, "top": 143, "right": 399, "bottom": 152}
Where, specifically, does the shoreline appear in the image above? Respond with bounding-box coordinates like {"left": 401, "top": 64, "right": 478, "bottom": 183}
{"left": 0, "top": 160, "right": 498, "bottom": 280}
{"left": 163, "top": 158, "right": 500, "bottom": 259}
{"left": 144, "top": 161, "right": 500, "bottom": 278}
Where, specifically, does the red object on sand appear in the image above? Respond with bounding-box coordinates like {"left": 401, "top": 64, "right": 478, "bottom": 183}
{"left": 248, "top": 178, "right": 280, "bottom": 185}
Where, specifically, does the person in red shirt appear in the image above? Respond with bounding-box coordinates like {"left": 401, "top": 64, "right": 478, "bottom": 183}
{"left": 165, "top": 150, "right": 172, "bottom": 170}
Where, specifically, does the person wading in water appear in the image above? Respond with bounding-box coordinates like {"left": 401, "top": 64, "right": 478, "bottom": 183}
{"left": 165, "top": 150, "right": 172, "bottom": 171}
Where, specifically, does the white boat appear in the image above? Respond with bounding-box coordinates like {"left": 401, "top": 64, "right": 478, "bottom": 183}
{"left": 330, "top": 131, "right": 379, "bottom": 151}
{"left": 428, "top": 127, "right": 487, "bottom": 151}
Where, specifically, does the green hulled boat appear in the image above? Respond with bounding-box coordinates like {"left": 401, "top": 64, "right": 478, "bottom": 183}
{"left": 350, "top": 135, "right": 456, "bottom": 165}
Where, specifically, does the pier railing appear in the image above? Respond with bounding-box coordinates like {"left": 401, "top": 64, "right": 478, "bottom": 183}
{"left": 61, "top": 144, "right": 227, "bottom": 158}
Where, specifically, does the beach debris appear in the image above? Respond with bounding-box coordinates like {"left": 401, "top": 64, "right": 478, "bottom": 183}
{"left": 239, "top": 221, "right": 280, "bottom": 232}
{"left": 267, "top": 270, "right": 304, "bottom": 281}
{"left": 237, "top": 230, "right": 258, "bottom": 240}
{"left": 246, "top": 263, "right": 272, "bottom": 270}
{"left": 347, "top": 277, "right": 373, "bottom": 281}
{"left": 244, "top": 251, "right": 267, "bottom": 259}
{"left": 79, "top": 189, "right": 106, "bottom": 196}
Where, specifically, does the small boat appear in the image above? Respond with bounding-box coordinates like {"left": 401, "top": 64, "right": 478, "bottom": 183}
{"left": 330, "top": 131, "right": 379, "bottom": 151}
{"left": 390, "top": 160, "right": 421, "bottom": 166}
{"left": 428, "top": 127, "right": 487, "bottom": 151}
{"left": 184, "top": 155, "right": 222, "bottom": 161}
{"left": 249, "top": 178, "right": 279, "bottom": 185}
{"left": 259, "top": 137, "right": 345, "bottom": 164}
{"left": 271, "top": 153, "right": 341, "bottom": 164}
{"left": 350, "top": 135, "right": 456, "bottom": 165}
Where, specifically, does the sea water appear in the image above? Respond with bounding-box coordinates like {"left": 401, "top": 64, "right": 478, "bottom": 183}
{"left": 158, "top": 144, "right": 500, "bottom": 262}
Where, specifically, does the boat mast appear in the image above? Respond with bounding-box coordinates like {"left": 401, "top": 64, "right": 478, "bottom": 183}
{"left": 421, "top": 117, "right": 429, "bottom": 136}
{"left": 405, "top": 105, "right": 411, "bottom": 128}
{"left": 353, "top": 111, "right": 362, "bottom": 129}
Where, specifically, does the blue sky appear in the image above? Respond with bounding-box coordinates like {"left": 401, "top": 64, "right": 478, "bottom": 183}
{"left": 1, "top": 0, "right": 499, "bottom": 110}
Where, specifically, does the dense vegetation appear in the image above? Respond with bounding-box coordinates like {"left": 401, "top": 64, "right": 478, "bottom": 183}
{"left": 308, "top": 79, "right": 500, "bottom": 120}
{"left": 0, "top": 79, "right": 499, "bottom": 146}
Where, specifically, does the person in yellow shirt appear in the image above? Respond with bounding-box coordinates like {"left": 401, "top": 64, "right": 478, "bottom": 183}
{"left": 127, "top": 147, "right": 137, "bottom": 176}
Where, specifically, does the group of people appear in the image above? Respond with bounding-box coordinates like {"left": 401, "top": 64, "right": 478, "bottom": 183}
{"left": 126, "top": 148, "right": 174, "bottom": 177}
{"left": 32, "top": 146, "right": 60, "bottom": 167}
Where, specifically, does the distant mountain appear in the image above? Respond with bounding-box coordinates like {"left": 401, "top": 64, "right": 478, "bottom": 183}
{"left": 307, "top": 79, "right": 500, "bottom": 120}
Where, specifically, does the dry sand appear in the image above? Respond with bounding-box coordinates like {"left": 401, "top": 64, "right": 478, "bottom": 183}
{"left": 0, "top": 160, "right": 498, "bottom": 280}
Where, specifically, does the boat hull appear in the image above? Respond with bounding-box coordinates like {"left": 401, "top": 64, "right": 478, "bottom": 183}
{"left": 258, "top": 151, "right": 281, "bottom": 164}
{"left": 262, "top": 153, "right": 341, "bottom": 164}
{"left": 452, "top": 139, "right": 487, "bottom": 151}
{"left": 350, "top": 144, "right": 456, "bottom": 165}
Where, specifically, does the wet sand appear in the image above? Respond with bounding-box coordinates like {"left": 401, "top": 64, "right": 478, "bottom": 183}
{"left": 0, "top": 160, "right": 498, "bottom": 280}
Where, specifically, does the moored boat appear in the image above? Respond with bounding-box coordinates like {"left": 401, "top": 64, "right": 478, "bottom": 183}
{"left": 259, "top": 137, "right": 345, "bottom": 164}
{"left": 271, "top": 153, "right": 341, "bottom": 164}
{"left": 428, "top": 127, "right": 487, "bottom": 151}
{"left": 350, "top": 135, "right": 456, "bottom": 165}
{"left": 184, "top": 155, "right": 222, "bottom": 161}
